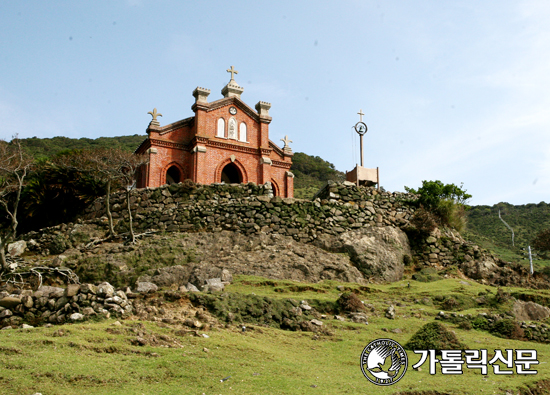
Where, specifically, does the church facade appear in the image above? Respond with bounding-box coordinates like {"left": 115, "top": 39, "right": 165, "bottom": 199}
{"left": 135, "top": 67, "right": 294, "bottom": 198}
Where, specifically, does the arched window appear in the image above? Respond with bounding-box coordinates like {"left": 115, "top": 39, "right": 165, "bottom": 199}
{"left": 228, "top": 117, "right": 237, "bottom": 140}
{"left": 239, "top": 122, "right": 247, "bottom": 142}
{"left": 217, "top": 118, "right": 225, "bottom": 138}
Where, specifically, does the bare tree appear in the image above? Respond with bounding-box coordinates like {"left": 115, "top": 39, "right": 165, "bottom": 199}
{"left": 56, "top": 149, "right": 120, "bottom": 238}
{"left": 55, "top": 148, "right": 147, "bottom": 242}
{"left": 0, "top": 136, "right": 33, "bottom": 271}
{"left": 110, "top": 150, "right": 148, "bottom": 243}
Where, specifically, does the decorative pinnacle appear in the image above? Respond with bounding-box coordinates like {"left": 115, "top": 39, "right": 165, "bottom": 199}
{"left": 148, "top": 108, "right": 162, "bottom": 125}
{"left": 227, "top": 65, "right": 238, "bottom": 81}
{"left": 281, "top": 135, "right": 293, "bottom": 149}
{"left": 358, "top": 109, "right": 365, "bottom": 122}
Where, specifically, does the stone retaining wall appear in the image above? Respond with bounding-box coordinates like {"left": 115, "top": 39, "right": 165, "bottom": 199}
{"left": 0, "top": 283, "right": 133, "bottom": 329}
{"left": 80, "top": 181, "right": 418, "bottom": 243}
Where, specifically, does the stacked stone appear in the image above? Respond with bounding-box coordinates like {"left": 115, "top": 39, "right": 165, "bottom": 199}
{"left": 412, "top": 229, "right": 500, "bottom": 269}
{"left": 0, "top": 282, "right": 133, "bottom": 329}
{"left": 437, "top": 311, "right": 550, "bottom": 343}
{"left": 523, "top": 322, "right": 550, "bottom": 343}
{"left": 20, "top": 181, "right": 514, "bottom": 273}
{"left": 73, "top": 181, "right": 417, "bottom": 243}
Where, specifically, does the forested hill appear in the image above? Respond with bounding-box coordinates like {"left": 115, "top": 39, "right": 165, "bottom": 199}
{"left": 19, "top": 135, "right": 147, "bottom": 159}
{"left": 18, "top": 135, "right": 343, "bottom": 198}
{"left": 466, "top": 202, "right": 550, "bottom": 249}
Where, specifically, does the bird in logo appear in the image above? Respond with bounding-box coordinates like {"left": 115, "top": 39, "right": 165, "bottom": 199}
{"left": 368, "top": 345, "right": 402, "bottom": 378}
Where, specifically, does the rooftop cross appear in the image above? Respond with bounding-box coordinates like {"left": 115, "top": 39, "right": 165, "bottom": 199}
{"left": 358, "top": 109, "right": 365, "bottom": 122}
{"left": 148, "top": 108, "right": 162, "bottom": 122}
{"left": 280, "top": 135, "right": 293, "bottom": 149}
{"left": 227, "top": 65, "right": 238, "bottom": 81}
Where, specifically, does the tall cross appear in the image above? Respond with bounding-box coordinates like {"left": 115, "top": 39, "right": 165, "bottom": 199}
{"left": 227, "top": 65, "right": 238, "bottom": 80}
{"left": 358, "top": 109, "right": 365, "bottom": 122}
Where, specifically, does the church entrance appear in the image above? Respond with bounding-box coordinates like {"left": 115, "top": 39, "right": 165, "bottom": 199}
{"left": 166, "top": 165, "right": 181, "bottom": 184}
{"left": 221, "top": 163, "right": 242, "bottom": 184}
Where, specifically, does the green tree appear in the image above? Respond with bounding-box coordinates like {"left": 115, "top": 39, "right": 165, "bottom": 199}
{"left": 405, "top": 180, "right": 472, "bottom": 233}
{"left": 532, "top": 229, "right": 550, "bottom": 257}
{"left": 18, "top": 156, "right": 105, "bottom": 233}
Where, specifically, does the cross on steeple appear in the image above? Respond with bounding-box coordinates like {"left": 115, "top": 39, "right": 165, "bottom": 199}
{"left": 358, "top": 109, "right": 365, "bottom": 122}
{"left": 227, "top": 65, "right": 238, "bottom": 81}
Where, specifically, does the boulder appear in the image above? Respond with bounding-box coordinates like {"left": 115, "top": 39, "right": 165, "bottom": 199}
{"left": 349, "top": 312, "right": 369, "bottom": 324}
{"left": 385, "top": 305, "right": 396, "bottom": 319}
{"left": 97, "top": 282, "right": 115, "bottom": 298}
{"left": 310, "top": 319, "right": 323, "bottom": 326}
{"left": 0, "top": 296, "right": 21, "bottom": 309}
{"left": 7, "top": 240, "right": 26, "bottom": 257}
{"left": 34, "top": 286, "right": 64, "bottom": 299}
{"left": 64, "top": 284, "right": 81, "bottom": 297}
{"left": 80, "top": 284, "right": 97, "bottom": 294}
{"left": 186, "top": 283, "right": 200, "bottom": 292}
{"left": 135, "top": 282, "right": 158, "bottom": 294}
{"left": 70, "top": 313, "right": 84, "bottom": 321}
{"left": 203, "top": 278, "right": 224, "bottom": 292}
{"left": 512, "top": 301, "right": 550, "bottom": 322}
{"left": 21, "top": 295, "right": 33, "bottom": 309}
{"left": 317, "top": 227, "right": 411, "bottom": 282}
{"left": 221, "top": 269, "right": 233, "bottom": 284}
{"left": 460, "top": 259, "right": 498, "bottom": 280}
{"left": 137, "top": 265, "right": 190, "bottom": 287}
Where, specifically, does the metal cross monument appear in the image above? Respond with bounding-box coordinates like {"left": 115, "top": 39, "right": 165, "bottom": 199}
{"left": 354, "top": 109, "right": 368, "bottom": 166}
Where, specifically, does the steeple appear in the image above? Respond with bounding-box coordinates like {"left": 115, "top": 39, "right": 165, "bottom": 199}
{"left": 221, "top": 65, "right": 244, "bottom": 99}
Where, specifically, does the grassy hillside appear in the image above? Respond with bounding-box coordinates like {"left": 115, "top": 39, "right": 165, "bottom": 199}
{"left": 2, "top": 275, "right": 550, "bottom": 394}
{"left": 465, "top": 202, "right": 550, "bottom": 269}
{"left": 290, "top": 152, "right": 345, "bottom": 198}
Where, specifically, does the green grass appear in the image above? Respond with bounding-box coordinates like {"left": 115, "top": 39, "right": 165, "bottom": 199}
{"left": 2, "top": 276, "right": 550, "bottom": 394}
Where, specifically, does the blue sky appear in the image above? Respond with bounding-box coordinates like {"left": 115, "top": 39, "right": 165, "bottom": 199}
{"left": 1, "top": 1, "right": 549, "bottom": 205}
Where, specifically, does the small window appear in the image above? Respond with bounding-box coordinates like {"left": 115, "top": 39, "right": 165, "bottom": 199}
{"left": 228, "top": 117, "right": 237, "bottom": 139}
{"left": 239, "top": 122, "right": 247, "bottom": 142}
{"left": 217, "top": 118, "right": 225, "bottom": 137}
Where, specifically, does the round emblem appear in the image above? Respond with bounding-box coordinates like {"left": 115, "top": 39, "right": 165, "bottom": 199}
{"left": 229, "top": 106, "right": 237, "bottom": 115}
{"left": 355, "top": 121, "right": 368, "bottom": 136}
{"left": 360, "top": 338, "right": 408, "bottom": 386}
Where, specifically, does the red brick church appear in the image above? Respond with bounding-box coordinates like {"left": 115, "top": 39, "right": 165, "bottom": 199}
{"left": 135, "top": 67, "right": 294, "bottom": 197}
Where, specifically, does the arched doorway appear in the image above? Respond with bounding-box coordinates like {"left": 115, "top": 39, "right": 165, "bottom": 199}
{"left": 166, "top": 165, "right": 181, "bottom": 184}
{"left": 221, "top": 163, "right": 242, "bottom": 184}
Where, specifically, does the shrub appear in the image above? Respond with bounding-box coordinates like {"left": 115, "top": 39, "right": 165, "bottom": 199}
{"left": 471, "top": 316, "right": 490, "bottom": 331}
{"left": 405, "top": 180, "right": 471, "bottom": 233}
{"left": 490, "top": 319, "right": 524, "bottom": 340}
{"left": 405, "top": 322, "right": 468, "bottom": 353}
{"left": 409, "top": 207, "right": 438, "bottom": 238}
{"left": 337, "top": 292, "right": 365, "bottom": 313}
{"left": 458, "top": 320, "right": 472, "bottom": 330}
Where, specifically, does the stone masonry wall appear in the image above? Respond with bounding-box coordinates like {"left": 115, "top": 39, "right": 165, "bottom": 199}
{"left": 80, "top": 180, "right": 418, "bottom": 243}
{"left": 0, "top": 282, "right": 133, "bottom": 329}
